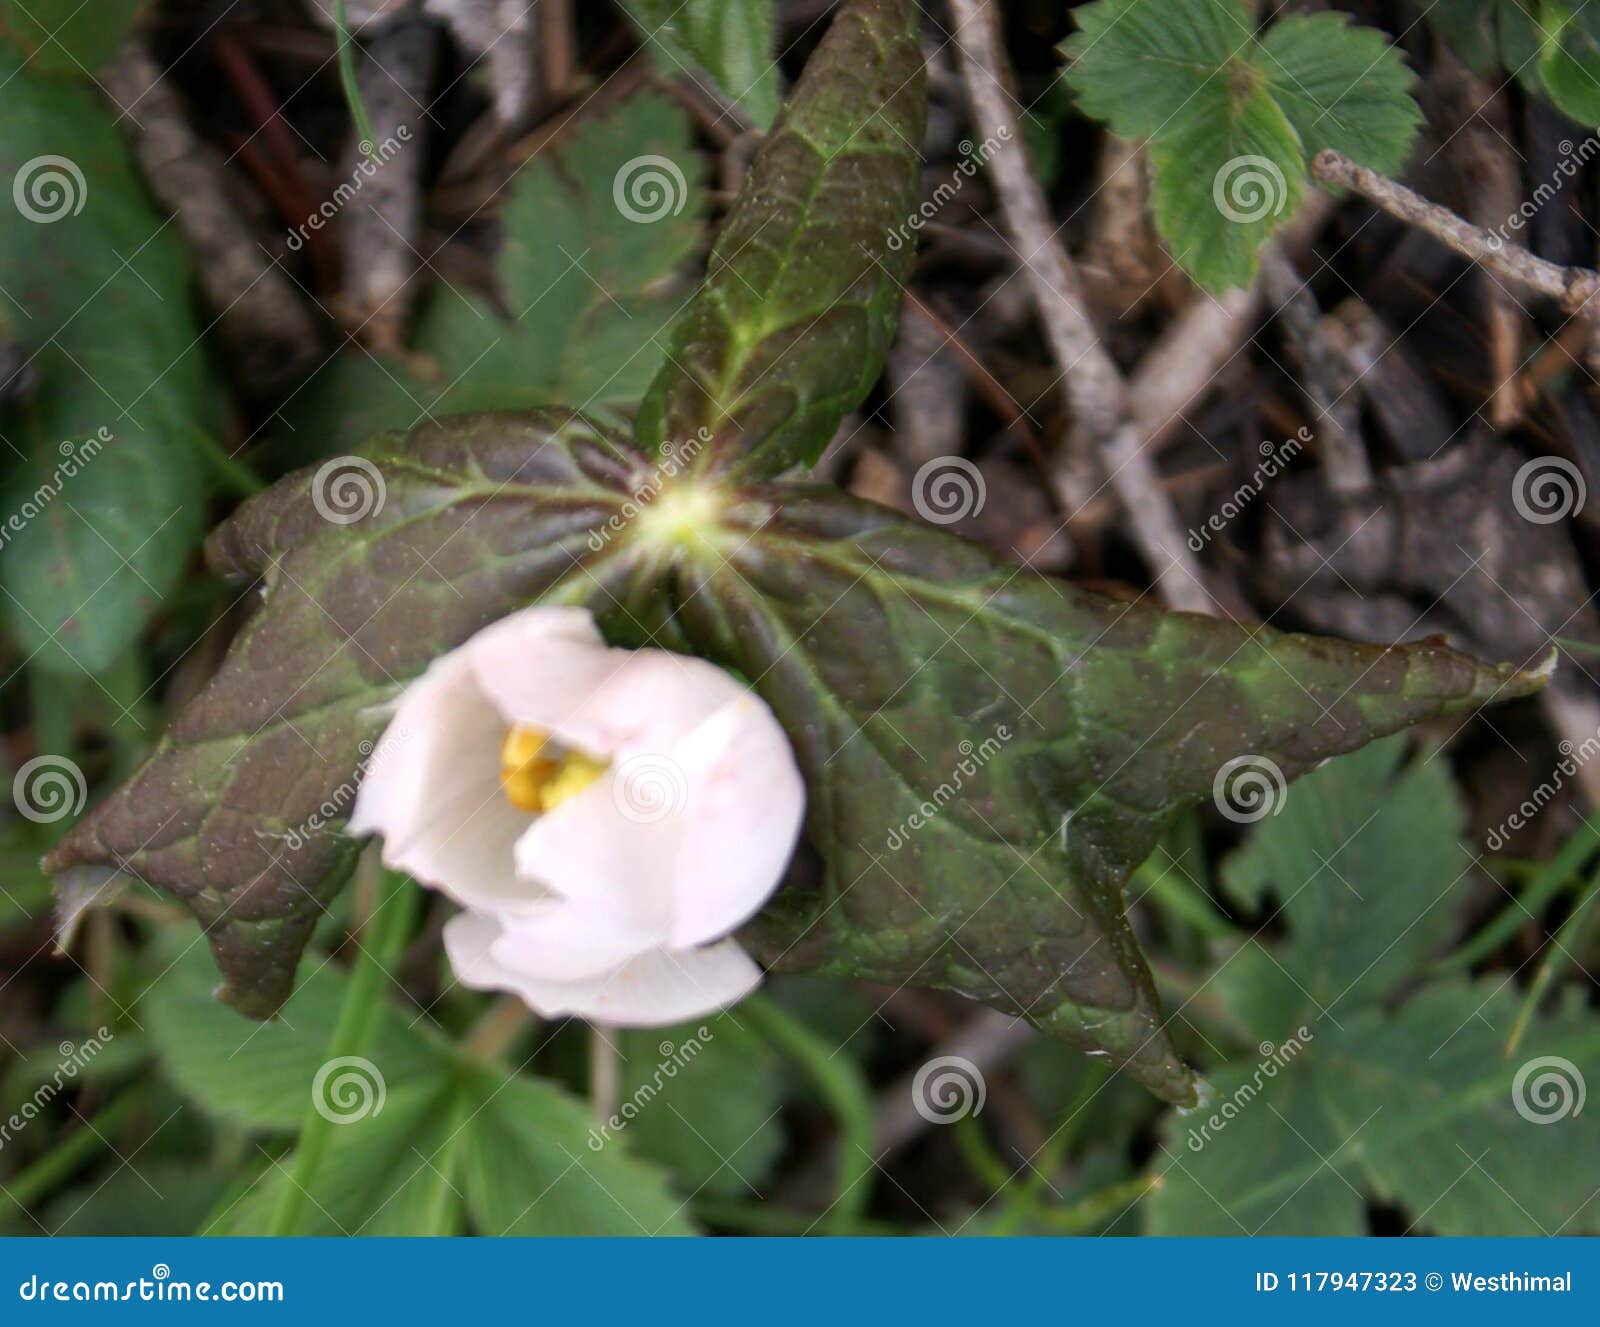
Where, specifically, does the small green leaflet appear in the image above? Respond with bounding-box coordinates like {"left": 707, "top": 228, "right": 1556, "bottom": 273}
{"left": 1062, "top": 0, "right": 1422, "bottom": 290}
{"left": 145, "top": 941, "right": 693, "bottom": 1236}
{"left": 1427, "top": 1, "right": 1600, "bottom": 125}
{"left": 618, "top": 0, "right": 781, "bottom": 130}
{"left": 1537, "top": 2, "right": 1600, "bottom": 126}
{"left": 1148, "top": 740, "right": 1600, "bottom": 1235}
{"left": 274, "top": 91, "right": 703, "bottom": 464}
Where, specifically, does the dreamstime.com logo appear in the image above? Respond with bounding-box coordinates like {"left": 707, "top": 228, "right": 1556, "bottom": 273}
{"left": 311, "top": 1056, "right": 386, "bottom": 1124}
{"left": 885, "top": 724, "right": 1011, "bottom": 850}
{"left": 886, "top": 126, "right": 1012, "bottom": 251}
{"left": 1484, "top": 725, "right": 1600, "bottom": 850}
{"left": 13, "top": 155, "right": 87, "bottom": 223}
{"left": 588, "top": 1027, "right": 714, "bottom": 1149}
{"left": 0, "top": 1028, "right": 115, "bottom": 1153}
{"left": 1188, "top": 428, "right": 1309, "bottom": 551}
{"left": 911, "top": 1054, "right": 986, "bottom": 1124}
{"left": 1512, "top": 1055, "right": 1585, "bottom": 1125}
{"left": 1185, "top": 1028, "right": 1315, "bottom": 1151}
{"left": 0, "top": 427, "right": 110, "bottom": 554}
{"left": 18, "top": 1266, "right": 283, "bottom": 1304}
{"left": 611, "top": 753, "right": 689, "bottom": 825}
{"left": 613, "top": 154, "right": 689, "bottom": 223}
{"left": 1212, "top": 754, "right": 1287, "bottom": 823}
{"left": 286, "top": 126, "right": 413, "bottom": 251}
{"left": 1213, "top": 154, "right": 1289, "bottom": 224}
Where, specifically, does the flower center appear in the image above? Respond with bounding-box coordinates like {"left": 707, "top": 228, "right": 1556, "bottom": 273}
{"left": 498, "top": 725, "right": 606, "bottom": 814}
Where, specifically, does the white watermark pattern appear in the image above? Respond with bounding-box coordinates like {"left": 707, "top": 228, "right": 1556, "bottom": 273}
{"left": 1213, "top": 155, "right": 1289, "bottom": 224}
{"left": 311, "top": 456, "right": 387, "bottom": 525}
{"left": 1512, "top": 1055, "right": 1585, "bottom": 1124}
{"left": 12, "top": 754, "right": 87, "bottom": 824}
{"left": 611, "top": 753, "right": 689, "bottom": 824}
{"left": 13, "top": 155, "right": 87, "bottom": 223}
{"left": 1184, "top": 1028, "right": 1315, "bottom": 1152}
{"left": 613, "top": 154, "right": 689, "bottom": 223}
{"left": 1212, "top": 755, "right": 1287, "bottom": 823}
{"left": 311, "top": 1055, "right": 386, "bottom": 1124}
{"left": 911, "top": 1054, "right": 986, "bottom": 1124}
{"left": 587, "top": 1027, "right": 715, "bottom": 1150}
{"left": 1512, "top": 456, "right": 1585, "bottom": 525}
{"left": 911, "top": 455, "right": 986, "bottom": 525}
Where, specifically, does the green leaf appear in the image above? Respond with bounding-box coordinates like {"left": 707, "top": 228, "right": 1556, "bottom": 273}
{"left": 275, "top": 91, "right": 703, "bottom": 462}
{"left": 1149, "top": 747, "right": 1600, "bottom": 1235}
{"left": 1062, "top": 0, "right": 1421, "bottom": 290}
{"left": 460, "top": 1065, "right": 694, "bottom": 1235}
{"left": 635, "top": 0, "right": 926, "bottom": 477}
{"left": 1537, "top": 3, "right": 1600, "bottom": 126}
{"left": 142, "top": 936, "right": 441, "bottom": 1131}
{"left": 1147, "top": 85, "right": 1303, "bottom": 291}
{"left": 615, "top": 1016, "right": 785, "bottom": 1198}
{"left": 0, "top": 0, "right": 142, "bottom": 73}
{"left": 45, "top": 1160, "right": 231, "bottom": 1237}
{"left": 618, "top": 0, "right": 781, "bottom": 129}
{"left": 661, "top": 488, "right": 1549, "bottom": 1103}
{"left": 48, "top": 412, "right": 649, "bottom": 1016}
{"left": 1257, "top": 13, "right": 1422, "bottom": 172}
{"left": 1215, "top": 737, "right": 1469, "bottom": 1027}
{"left": 0, "top": 51, "right": 218, "bottom": 673}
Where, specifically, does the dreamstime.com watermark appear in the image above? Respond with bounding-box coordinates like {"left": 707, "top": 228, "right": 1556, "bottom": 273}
{"left": 1184, "top": 1027, "right": 1315, "bottom": 1152}
{"left": 12, "top": 754, "right": 87, "bottom": 824}
{"left": 885, "top": 724, "right": 1012, "bottom": 850}
{"left": 255, "top": 724, "right": 415, "bottom": 854}
{"left": 18, "top": 1266, "right": 283, "bottom": 1304}
{"left": 286, "top": 127, "right": 413, "bottom": 251}
{"left": 887, "top": 127, "right": 1013, "bottom": 251}
{"left": 1188, "top": 428, "right": 1309, "bottom": 551}
{"left": 1484, "top": 726, "right": 1600, "bottom": 850}
{"left": 12, "top": 155, "right": 87, "bottom": 223}
{"left": 0, "top": 427, "right": 110, "bottom": 554}
{"left": 1213, "top": 154, "right": 1290, "bottom": 225}
{"left": 0, "top": 1028, "right": 115, "bottom": 1152}
{"left": 586, "top": 431, "right": 711, "bottom": 551}
{"left": 588, "top": 1027, "right": 714, "bottom": 1149}
{"left": 1485, "top": 133, "right": 1600, "bottom": 253}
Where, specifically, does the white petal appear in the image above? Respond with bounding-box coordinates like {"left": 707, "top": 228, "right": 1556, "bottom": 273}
{"left": 444, "top": 911, "right": 761, "bottom": 1025}
{"left": 513, "top": 693, "right": 804, "bottom": 946}
{"left": 474, "top": 636, "right": 749, "bottom": 758}
{"left": 665, "top": 694, "right": 806, "bottom": 948}
{"left": 490, "top": 898, "right": 661, "bottom": 981}
{"left": 349, "top": 645, "right": 541, "bottom": 914}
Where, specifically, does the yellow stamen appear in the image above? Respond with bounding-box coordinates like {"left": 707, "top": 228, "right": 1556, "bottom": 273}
{"left": 499, "top": 724, "right": 606, "bottom": 813}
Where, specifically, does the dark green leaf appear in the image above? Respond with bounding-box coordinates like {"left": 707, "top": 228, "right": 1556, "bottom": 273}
{"left": 47, "top": 411, "right": 648, "bottom": 1016}
{"left": 1537, "top": 2, "right": 1600, "bottom": 126}
{"left": 658, "top": 487, "right": 1549, "bottom": 1103}
{"left": 635, "top": 0, "right": 925, "bottom": 477}
{"left": 0, "top": 51, "right": 219, "bottom": 673}
{"left": 618, "top": 0, "right": 781, "bottom": 129}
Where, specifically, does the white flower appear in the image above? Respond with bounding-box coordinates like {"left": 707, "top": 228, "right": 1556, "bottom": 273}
{"left": 349, "top": 605, "right": 805, "bottom": 1026}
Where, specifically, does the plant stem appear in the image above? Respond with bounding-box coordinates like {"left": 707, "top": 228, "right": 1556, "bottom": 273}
{"left": 333, "top": 0, "right": 381, "bottom": 165}
{"left": 1506, "top": 855, "right": 1600, "bottom": 1056}
{"left": 460, "top": 994, "right": 534, "bottom": 1063}
{"left": 2, "top": 1087, "right": 144, "bottom": 1215}
{"left": 1441, "top": 815, "right": 1600, "bottom": 972}
{"left": 267, "top": 853, "right": 416, "bottom": 1237}
{"left": 740, "top": 994, "right": 876, "bottom": 1235}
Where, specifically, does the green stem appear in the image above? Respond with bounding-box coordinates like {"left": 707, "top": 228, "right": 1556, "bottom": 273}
{"left": 2, "top": 1086, "right": 145, "bottom": 1214}
{"left": 1441, "top": 814, "right": 1600, "bottom": 972}
{"left": 1039, "top": 1174, "right": 1162, "bottom": 1233}
{"left": 334, "top": 0, "right": 382, "bottom": 166}
{"left": 1506, "top": 854, "right": 1600, "bottom": 1056}
{"left": 267, "top": 857, "right": 417, "bottom": 1236}
{"left": 740, "top": 994, "right": 876, "bottom": 1235}
{"left": 1134, "top": 846, "right": 1239, "bottom": 940}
